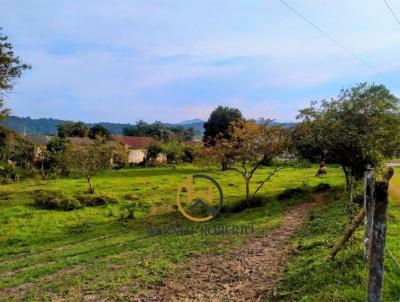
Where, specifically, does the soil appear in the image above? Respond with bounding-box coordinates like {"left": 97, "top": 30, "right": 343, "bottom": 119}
{"left": 144, "top": 193, "right": 326, "bottom": 302}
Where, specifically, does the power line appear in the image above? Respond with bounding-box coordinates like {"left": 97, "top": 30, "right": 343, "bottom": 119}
{"left": 383, "top": 0, "right": 400, "bottom": 26}
{"left": 277, "top": 0, "right": 400, "bottom": 89}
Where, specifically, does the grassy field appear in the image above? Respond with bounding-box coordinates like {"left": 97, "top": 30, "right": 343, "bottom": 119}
{"left": 0, "top": 163, "right": 345, "bottom": 301}
{"left": 273, "top": 168, "right": 400, "bottom": 301}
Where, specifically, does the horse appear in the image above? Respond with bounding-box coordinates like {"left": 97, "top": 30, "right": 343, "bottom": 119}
{"left": 316, "top": 162, "right": 327, "bottom": 177}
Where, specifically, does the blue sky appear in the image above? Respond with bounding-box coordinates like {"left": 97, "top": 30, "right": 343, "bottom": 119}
{"left": 1, "top": 0, "right": 400, "bottom": 123}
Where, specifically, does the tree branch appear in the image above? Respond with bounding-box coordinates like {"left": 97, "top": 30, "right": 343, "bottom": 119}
{"left": 252, "top": 164, "right": 285, "bottom": 197}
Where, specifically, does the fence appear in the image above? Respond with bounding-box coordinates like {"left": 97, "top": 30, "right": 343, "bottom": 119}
{"left": 364, "top": 165, "right": 393, "bottom": 302}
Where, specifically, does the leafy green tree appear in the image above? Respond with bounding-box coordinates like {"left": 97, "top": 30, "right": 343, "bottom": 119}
{"left": 0, "top": 29, "right": 31, "bottom": 120}
{"left": 123, "top": 120, "right": 195, "bottom": 141}
{"left": 89, "top": 124, "right": 111, "bottom": 139}
{"left": 57, "top": 121, "right": 75, "bottom": 138}
{"left": 57, "top": 121, "right": 89, "bottom": 138}
{"left": 47, "top": 136, "right": 70, "bottom": 153}
{"left": 203, "top": 106, "right": 243, "bottom": 145}
{"left": 43, "top": 137, "right": 71, "bottom": 176}
{"left": 294, "top": 83, "right": 400, "bottom": 204}
{"left": 62, "top": 138, "right": 113, "bottom": 193}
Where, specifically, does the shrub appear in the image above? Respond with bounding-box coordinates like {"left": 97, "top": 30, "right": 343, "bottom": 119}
{"left": 352, "top": 194, "right": 364, "bottom": 205}
{"left": 277, "top": 187, "right": 307, "bottom": 201}
{"left": 145, "top": 142, "right": 165, "bottom": 167}
{"left": 119, "top": 200, "right": 150, "bottom": 221}
{"left": 77, "top": 193, "right": 119, "bottom": 207}
{"left": 313, "top": 183, "right": 331, "bottom": 192}
{"left": 222, "top": 196, "right": 265, "bottom": 213}
{"left": 182, "top": 145, "right": 196, "bottom": 163}
{"left": 33, "top": 190, "right": 81, "bottom": 210}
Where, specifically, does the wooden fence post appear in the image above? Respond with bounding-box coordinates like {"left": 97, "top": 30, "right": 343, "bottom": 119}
{"left": 364, "top": 165, "right": 374, "bottom": 258}
{"left": 367, "top": 167, "right": 393, "bottom": 302}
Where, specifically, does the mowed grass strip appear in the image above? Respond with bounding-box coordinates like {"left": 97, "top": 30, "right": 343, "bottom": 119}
{"left": 0, "top": 164, "right": 343, "bottom": 300}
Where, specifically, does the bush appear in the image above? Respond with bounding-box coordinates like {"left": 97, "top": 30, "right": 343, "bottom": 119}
{"left": 119, "top": 200, "right": 150, "bottom": 221}
{"left": 313, "top": 183, "right": 331, "bottom": 192}
{"left": 352, "top": 193, "right": 364, "bottom": 205}
{"left": 182, "top": 145, "right": 196, "bottom": 163}
{"left": 77, "top": 193, "right": 119, "bottom": 207}
{"left": 33, "top": 191, "right": 118, "bottom": 210}
{"left": 278, "top": 187, "right": 307, "bottom": 201}
{"left": 145, "top": 142, "right": 165, "bottom": 166}
{"left": 222, "top": 196, "right": 265, "bottom": 213}
{"left": 33, "top": 190, "right": 81, "bottom": 210}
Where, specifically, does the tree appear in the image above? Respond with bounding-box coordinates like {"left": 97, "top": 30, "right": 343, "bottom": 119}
{"left": 203, "top": 106, "right": 243, "bottom": 170}
{"left": 44, "top": 136, "right": 71, "bottom": 176}
{"left": 57, "top": 121, "right": 89, "bottom": 138}
{"left": 203, "top": 120, "right": 288, "bottom": 205}
{"left": 0, "top": 29, "right": 31, "bottom": 120}
{"left": 203, "top": 106, "right": 243, "bottom": 145}
{"left": 293, "top": 83, "right": 400, "bottom": 204}
{"left": 89, "top": 124, "right": 111, "bottom": 139}
{"left": 63, "top": 138, "right": 113, "bottom": 193}
{"left": 123, "top": 120, "right": 195, "bottom": 141}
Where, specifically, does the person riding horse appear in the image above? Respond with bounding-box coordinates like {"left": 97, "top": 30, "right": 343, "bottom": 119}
{"left": 316, "top": 161, "right": 327, "bottom": 177}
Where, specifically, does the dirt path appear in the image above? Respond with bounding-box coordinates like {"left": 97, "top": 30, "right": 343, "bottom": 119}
{"left": 145, "top": 193, "right": 326, "bottom": 302}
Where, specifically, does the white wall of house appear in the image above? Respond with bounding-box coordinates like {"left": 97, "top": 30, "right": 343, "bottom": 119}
{"left": 128, "top": 149, "right": 146, "bottom": 163}
{"left": 127, "top": 149, "right": 167, "bottom": 164}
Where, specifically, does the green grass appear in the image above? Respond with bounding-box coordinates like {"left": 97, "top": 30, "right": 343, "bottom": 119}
{"left": 0, "top": 164, "right": 343, "bottom": 301}
{"left": 271, "top": 169, "right": 400, "bottom": 302}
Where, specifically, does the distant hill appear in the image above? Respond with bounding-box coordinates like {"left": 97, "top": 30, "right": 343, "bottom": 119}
{"left": 178, "top": 119, "right": 204, "bottom": 125}
{"left": 0, "top": 116, "right": 205, "bottom": 138}
{"left": 0, "top": 116, "right": 294, "bottom": 139}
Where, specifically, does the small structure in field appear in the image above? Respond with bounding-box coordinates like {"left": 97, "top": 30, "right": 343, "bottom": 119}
{"left": 113, "top": 136, "right": 166, "bottom": 164}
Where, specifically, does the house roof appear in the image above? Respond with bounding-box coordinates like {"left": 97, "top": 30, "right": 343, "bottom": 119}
{"left": 184, "top": 140, "right": 203, "bottom": 146}
{"left": 113, "top": 136, "right": 155, "bottom": 149}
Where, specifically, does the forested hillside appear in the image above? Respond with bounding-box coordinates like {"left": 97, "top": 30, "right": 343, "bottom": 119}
{"left": 0, "top": 116, "right": 205, "bottom": 137}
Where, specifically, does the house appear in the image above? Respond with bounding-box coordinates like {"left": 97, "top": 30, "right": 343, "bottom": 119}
{"left": 112, "top": 136, "right": 166, "bottom": 164}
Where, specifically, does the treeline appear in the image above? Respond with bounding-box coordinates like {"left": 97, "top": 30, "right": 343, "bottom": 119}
{"left": 122, "top": 120, "right": 196, "bottom": 141}
{"left": 0, "top": 115, "right": 204, "bottom": 138}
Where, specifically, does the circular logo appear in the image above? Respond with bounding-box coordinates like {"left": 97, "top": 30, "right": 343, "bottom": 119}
{"left": 176, "top": 174, "right": 223, "bottom": 222}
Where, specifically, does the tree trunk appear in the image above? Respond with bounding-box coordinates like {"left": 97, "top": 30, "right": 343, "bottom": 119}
{"left": 342, "top": 165, "right": 350, "bottom": 192}
{"left": 349, "top": 176, "right": 354, "bottom": 205}
{"left": 221, "top": 161, "right": 229, "bottom": 171}
{"left": 86, "top": 174, "right": 94, "bottom": 194}
{"left": 245, "top": 180, "right": 250, "bottom": 206}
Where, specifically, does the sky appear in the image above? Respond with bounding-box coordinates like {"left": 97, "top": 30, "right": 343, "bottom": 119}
{"left": 1, "top": 0, "right": 400, "bottom": 123}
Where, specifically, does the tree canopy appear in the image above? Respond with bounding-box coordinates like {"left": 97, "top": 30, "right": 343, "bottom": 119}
{"left": 57, "top": 121, "right": 89, "bottom": 138}
{"left": 89, "top": 124, "right": 111, "bottom": 139}
{"left": 122, "top": 120, "right": 195, "bottom": 141}
{"left": 292, "top": 83, "right": 400, "bottom": 202}
{"left": 203, "top": 106, "right": 243, "bottom": 145}
{"left": 202, "top": 120, "right": 288, "bottom": 204}
{"left": 0, "top": 29, "right": 31, "bottom": 120}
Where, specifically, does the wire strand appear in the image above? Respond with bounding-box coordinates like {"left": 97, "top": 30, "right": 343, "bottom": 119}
{"left": 277, "top": 0, "right": 400, "bottom": 89}
{"left": 386, "top": 247, "right": 400, "bottom": 270}
{"left": 384, "top": 0, "right": 400, "bottom": 26}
